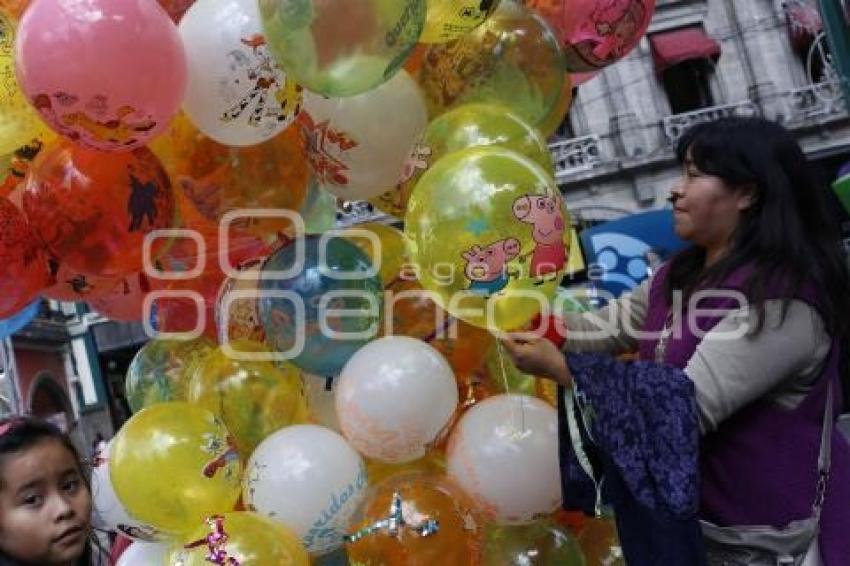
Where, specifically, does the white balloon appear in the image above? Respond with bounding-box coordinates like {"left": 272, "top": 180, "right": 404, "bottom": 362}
{"left": 91, "top": 442, "right": 163, "bottom": 542}
{"left": 336, "top": 336, "right": 459, "bottom": 463}
{"left": 447, "top": 394, "right": 561, "bottom": 525}
{"left": 301, "top": 70, "right": 427, "bottom": 200}
{"left": 303, "top": 373, "right": 342, "bottom": 433}
{"left": 180, "top": 0, "right": 301, "bottom": 146}
{"left": 243, "top": 425, "right": 366, "bottom": 555}
{"left": 116, "top": 541, "right": 170, "bottom": 566}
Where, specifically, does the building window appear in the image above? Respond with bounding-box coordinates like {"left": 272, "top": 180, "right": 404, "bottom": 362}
{"left": 649, "top": 26, "right": 722, "bottom": 115}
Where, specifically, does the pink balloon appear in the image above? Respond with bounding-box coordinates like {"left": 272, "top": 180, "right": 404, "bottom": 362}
{"left": 14, "top": 0, "right": 187, "bottom": 151}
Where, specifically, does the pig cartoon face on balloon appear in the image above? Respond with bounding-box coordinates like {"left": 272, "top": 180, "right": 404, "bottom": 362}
{"left": 513, "top": 194, "right": 567, "bottom": 280}
{"left": 461, "top": 238, "right": 520, "bottom": 296}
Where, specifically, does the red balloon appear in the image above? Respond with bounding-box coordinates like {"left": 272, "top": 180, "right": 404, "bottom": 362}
{"left": 157, "top": 0, "right": 195, "bottom": 23}
{"left": 0, "top": 196, "right": 48, "bottom": 317}
{"left": 88, "top": 273, "right": 151, "bottom": 322}
{"left": 23, "top": 140, "right": 176, "bottom": 278}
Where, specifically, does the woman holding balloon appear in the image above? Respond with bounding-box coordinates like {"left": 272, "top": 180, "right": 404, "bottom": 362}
{"left": 502, "top": 117, "right": 850, "bottom": 565}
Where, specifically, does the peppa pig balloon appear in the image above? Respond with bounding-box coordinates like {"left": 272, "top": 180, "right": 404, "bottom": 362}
{"left": 14, "top": 0, "right": 188, "bottom": 151}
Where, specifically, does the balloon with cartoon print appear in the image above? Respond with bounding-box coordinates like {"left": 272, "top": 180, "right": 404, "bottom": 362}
{"left": 371, "top": 103, "right": 553, "bottom": 218}
{"left": 259, "top": 0, "right": 426, "bottom": 97}
{"left": 110, "top": 402, "right": 243, "bottom": 536}
{"left": 417, "top": 1, "right": 566, "bottom": 134}
{"left": 180, "top": 0, "right": 302, "bottom": 146}
{"left": 405, "top": 146, "right": 570, "bottom": 331}
{"left": 0, "top": 196, "right": 48, "bottom": 318}
{"left": 22, "top": 140, "right": 176, "bottom": 277}
{"left": 421, "top": 0, "right": 501, "bottom": 43}
{"left": 14, "top": 0, "right": 187, "bottom": 151}
{"left": 0, "top": 9, "right": 51, "bottom": 157}
{"left": 522, "top": 0, "right": 656, "bottom": 72}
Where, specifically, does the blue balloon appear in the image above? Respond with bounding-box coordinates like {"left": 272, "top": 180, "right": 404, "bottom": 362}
{"left": 0, "top": 300, "right": 41, "bottom": 340}
{"left": 259, "top": 235, "right": 382, "bottom": 377}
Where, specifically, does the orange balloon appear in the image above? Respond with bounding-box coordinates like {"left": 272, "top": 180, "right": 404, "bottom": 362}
{"left": 347, "top": 473, "right": 485, "bottom": 566}
{"left": 43, "top": 257, "right": 123, "bottom": 302}
{"left": 382, "top": 277, "right": 495, "bottom": 377}
{"left": 0, "top": 196, "right": 48, "bottom": 317}
{"left": 23, "top": 140, "right": 176, "bottom": 277}
{"left": 151, "top": 113, "right": 308, "bottom": 240}
{"left": 0, "top": 0, "right": 28, "bottom": 20}
{"left": 88, "top": 273, "right": 151, "bottom": 322}
{"left": 0, "top": 136, "right": 53, "bottom": 200}
{"left": 576, "top": 516, "right": 625, "bottom": 565}
{"left": 457, "top": 364, "right": 499, "bottom": 414}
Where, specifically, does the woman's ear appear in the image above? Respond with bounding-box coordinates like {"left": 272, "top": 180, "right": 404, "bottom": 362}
{"left": 736, "top": 183, "right": 759, "bottom": 212}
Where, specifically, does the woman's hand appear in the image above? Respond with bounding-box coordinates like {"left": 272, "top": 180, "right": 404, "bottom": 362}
{"left": 499, "top": 332, "right": 572, "bottom": 388}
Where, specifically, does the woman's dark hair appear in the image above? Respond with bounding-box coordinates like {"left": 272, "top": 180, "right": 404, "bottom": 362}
{"left": 668, "top": 117, "right": 850, "bottom": 403}
{"left": 0, "top": 417, "right": 99, "bottom": 566}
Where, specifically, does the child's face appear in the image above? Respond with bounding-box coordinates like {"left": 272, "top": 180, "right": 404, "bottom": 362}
{"left": 0, "top": 438, "right": 92, "bottom": 565}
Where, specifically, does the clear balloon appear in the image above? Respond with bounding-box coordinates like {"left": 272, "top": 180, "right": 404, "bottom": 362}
{"left": 301, "top": 177, "right": 339, "bottom": 234}
{"left": 23, "top": 140, "right": 176, "bottom": 277}
{"left": 364, "top": 451, "right": 446, "bottom": 486}
{"left": 15, "top": 0, "right": 187, "bottom": 151}
{"left": 180, "top": 0, "right": 301, "bottom": 147}
{"left": 343, "top": 223, "right": 407, "bottom": 287}
{"left": 346, "top": 473, "right": 485, "bottom": 565}
{"left": 244, "top": 424, "right": 367, "bottom": 555}
{"left": 303, "top": 374, "right": 342, "bottom": 433}
{"left": 0, "top": 196, "right": 48, "bottom": 317}
{"left": 259, "top": 0, "right": 426, "bottom": 97}
{"left": 447, "top": 394, "right": 561, "bottom": 524}
{"left": 418, "top": 1, "right": 566, "bottom": 132}
{"left": 404, "top": 147, "right": 570, "bottom": 331}
{"left": 536, "top": 76, "right": 574, "bottom": 140}
{"left": 217, "top": 260, "right": 267, "bottom": 345}
{"left": 171, "top": 512, "right": 308, "bottom": 565}
{"left": 522, "top": 0, "right": 656, "bottom": 72}
{"left": 259, "top": 235, "right": 383, "bottom": 377}
{"left": 91, "top": 441, "right": 165, "bottom": 543}
{"left": 188, "top": 341, "right": 307, "bottom": 457}
{"left": 125, "top": 337, "right": 216, "bottom": 414}
{"left": 421, "top": 0, "right": 501, "bottom": 43}
{"left": 336, "top": 336, "right": 458, "bottom": 463}
{"left": 0, "top": 10, "right": 50, "bottom": 157}
{"left": 372, "top": 103, "right": 554, "bottom": 218}
{"left": 300, "top": 69, "right": 427, "bottom": 200}
{"left": 485, "top": 520, "right": 586, "bottom": 565}
{"left": 110, "top": 403, "right": 243, "bottom": 535}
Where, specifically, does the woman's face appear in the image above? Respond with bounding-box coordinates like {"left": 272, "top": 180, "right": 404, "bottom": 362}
{"left": 670, "top": 154, "right": 753, "bottom": 251}
{"left": 0, "top": 438, "right": 92, "bottom": 565}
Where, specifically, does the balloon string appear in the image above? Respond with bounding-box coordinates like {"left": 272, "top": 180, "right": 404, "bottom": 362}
{"left": 495, "top": 341, "right": 527, "bottom": 435}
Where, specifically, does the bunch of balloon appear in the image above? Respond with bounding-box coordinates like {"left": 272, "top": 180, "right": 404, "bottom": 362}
{"left": 484, "top": 519, "right": 586, "bottom": 565}
{"left": 171, "top": 512, "right": 308, "bottom": 565}
{"left": 336, "top": 336, "right": 459, "bottom": 464}
{"left": 521, "top": 0, "right": 656, "bottom": 73}
{"left": 346, "top": 473, "right": 486, "bottom": 565}
{"left": 187, "top": 340, "right": 307, "bottom": 457}
{"left": 417, "top": 1, "right": 566, "bottom": 133}
{"left": 124, "top": 337, "right": 216, "bottom": 414}
{"left": 259, "top": 0, "right": 426, "bottom": 97}
{"left": 14, "top": 0, "right": 187, "bottom": 151}
{"left": 420, "top": 0, "right": 501, "bottom": 43}
{"left": 243, "top": 424, "right": 367, "bottom": 556}
{"left": 22, "top": 140, "right": 177, "bottom": 277}
{"left": 447, "top": 395, "right": 561, "bottom": 525}
{"left": 0, "top": 9, "right": 51, "bottom": 158}
{"left": 0, "top": 196, "right": 48, "bottom": 317}
{"left": 300, "top": 69, "right": 428, "bottom": 201}
{"left": 109, "top": 402, "right": 243, "bottom": 536}
{"left": 91, "top": 441, "right": 164, "bottom": 544}
{"left": 371, "top": 103, "right": 553, "bottom": 218}
{"left": 179, "top": 0, "right": 302, "bottom": 147}
{"left": 405, "top": 146, "right": 571, "bottom": 331}
{"left": 259, "top": 234, "right": 383, "bottom": 377}
{"left": 149, "top": 112, "right": 308, "bottom": 241}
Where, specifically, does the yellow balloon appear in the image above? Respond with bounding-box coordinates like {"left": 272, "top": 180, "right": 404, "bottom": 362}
{"left": 0, "top": 11, "right": 50, "bottom": 156}
{"left": 536, "top": 75, "right": 574, "bottom": 140}
{"left": 187, "top": 340, "right": 307, "bottom": 458}
{"left": 171, "top": 512, "right": 308, "bottom": 566}
{"left": 343, "top": 222, "right": 407, "bottom": 286}
{"left": 371, "top": 103, "right": 553, "bottom": 218}
{"left": 421, "top": 0, "right": 501, "bottom": 43}
{"left": 110, "top": 402, "right": 243, "bottom": 536}
{"left": 405, "top": 147, "right": 570, "bottom": 331}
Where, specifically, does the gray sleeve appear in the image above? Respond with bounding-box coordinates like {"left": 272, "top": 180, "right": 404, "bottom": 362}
{"left": 685, "top": 299, "right": 830, "bottom": 435}
{"left": 560, "top": 278, "right": 651, "bottom": 355}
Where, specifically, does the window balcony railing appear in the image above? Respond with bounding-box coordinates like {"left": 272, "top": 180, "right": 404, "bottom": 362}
{"left": 781, "top": 79, "right": 847, "bottom": 126}
{"left": 661, "top": 101, "right": 760, "bottom": 145}
{"left": 550, "top": 134, "right": 604, "bottom": 181}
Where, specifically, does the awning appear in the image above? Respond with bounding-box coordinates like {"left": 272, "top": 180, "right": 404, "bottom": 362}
{"left": 784, "top": 0, "right": 823, "bottom": 50}
{"left": 649, "top": 27, "right": 722, "bottom": 74}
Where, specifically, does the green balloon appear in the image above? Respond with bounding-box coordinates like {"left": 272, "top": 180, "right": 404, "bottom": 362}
{"left": 259, "top": 0, "right": 426, "bottom": 97}
{"left": 485, "top": 520, "right": 586, "bottom": 566}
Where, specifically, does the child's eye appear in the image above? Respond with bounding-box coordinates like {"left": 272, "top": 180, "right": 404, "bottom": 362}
{"left": 62, "top": 478, "right": 82, "bottom": 493}
{"left": 21, "top": 493, "right": 43, "bottom": 507}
